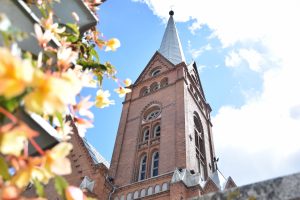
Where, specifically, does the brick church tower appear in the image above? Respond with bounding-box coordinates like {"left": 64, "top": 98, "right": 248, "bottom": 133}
{"left": 109, "top": 11, "right": 236, "bottom": 200}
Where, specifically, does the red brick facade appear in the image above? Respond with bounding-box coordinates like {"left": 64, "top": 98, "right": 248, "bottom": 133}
{"left": 108, "top": 52, "right": 236, "bottom": 200}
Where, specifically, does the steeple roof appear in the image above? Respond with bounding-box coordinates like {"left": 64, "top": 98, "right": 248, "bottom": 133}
{"left": 158, "top": 11, "right": 186, "bottom": 65}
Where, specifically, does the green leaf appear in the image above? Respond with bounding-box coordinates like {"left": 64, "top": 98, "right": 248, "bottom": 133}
{"left": 67, "top": 35, "right": 79, "bottom": 43}
{"left": 97, "top": 74, "right": 103, "bottom": 86}
{"left": 55, "top": 112, "right": 64, "bottom": 129}
{"left": 77, "top": 59, "right": 106, "bottom": 71}
{"left": 33, "top": 179, "right": 45, "bottom": 197}
{"left": 90, "top": 48, "right": 99, "bottom": 62}
{"left": 54, "top": 176, "right": 69, "bottom": 198}
{"left": 0, "top": 156, "right": 11, "bottom": 180}
{"left": 63, "top": 23, "right": 80, "bottom": 43}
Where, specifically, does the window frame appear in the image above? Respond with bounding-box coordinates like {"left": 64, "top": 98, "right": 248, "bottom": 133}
{"left": 145, "top": 110, "right": 160, "bottom": 121}
{"left": 151, "top": 68, "right": 161, "bottom": 77}
{"left": 153, "top": 124, "right": 161, "bottom": 138}
{"left": 139, "top": 155, "right": 147, "bottom": 181}
{"left": 142, "top": 128, "right": 150, "bottom": 142}
{"left": 151, "top": 152, "right": 159, "bottom": 177}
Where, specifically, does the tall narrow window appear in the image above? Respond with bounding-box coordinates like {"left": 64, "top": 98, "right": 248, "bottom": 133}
{"left": 143, "top": 128, "right": 150, "bottom": 141}
{"left": 153, "top": 124, "right": 161, "bottom": 137}
{"left": 194, "top": 112, "right": 206, "bottom": 180}
{"left": 139, "top": 155, "right": 147, "bottom": 181}
{"left": 151, "top": 152, "right": 159, "bottom": 177}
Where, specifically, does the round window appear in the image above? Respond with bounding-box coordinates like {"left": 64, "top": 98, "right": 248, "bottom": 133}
{"left": 144, "top": 106, "right": 161, "bottom": 121}
{"left": 151, "top": 68, "right": 161, "bottom": 77}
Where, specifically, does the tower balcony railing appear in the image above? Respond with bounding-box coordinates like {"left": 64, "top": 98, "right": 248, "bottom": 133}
{"left": 150, "top": 136, "right": 160, "bottom": 145}
{"left": 138, "top": 140, "right": 149, "bottom": 149}
{"left": 138, "top": 136, "right": 160, "bottom": 149}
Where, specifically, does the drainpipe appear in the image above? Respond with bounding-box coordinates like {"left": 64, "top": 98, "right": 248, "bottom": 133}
{"left": 106, "top": 175, "right": 116, "bottom": 200}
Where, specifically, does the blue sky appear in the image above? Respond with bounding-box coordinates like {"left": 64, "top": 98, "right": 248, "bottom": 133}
{"left": 84, "top": 0, "right": 300, "bottom": 186}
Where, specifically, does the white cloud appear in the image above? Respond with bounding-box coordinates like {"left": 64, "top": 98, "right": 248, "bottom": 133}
{"left": 225, "top": 49, "right": 265, "bottom": 72}
{"left": 188, "top": 42, "right": 212, "bottom": 59}
{"left": 132, "top": 0, "right": 300, "bottom": 185}
{"left": 225, "top": 50, "right": 241, "bottom": 68}
{"left": 197, "top": 64, "right": 206, "bottom": 72}
{"left": 189, "top": 21, "right": 202, "bottom": 35}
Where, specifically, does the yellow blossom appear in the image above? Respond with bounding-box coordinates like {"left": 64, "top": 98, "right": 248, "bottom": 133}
{"left": 65, "top": 186, "right": 85, "bottom": 200}
{"left": 41, "top": 12, "right": 66, "bottom": 35}
{"left": 124, "top": 78, "right": 132, "bottom": 87}
{"left": 11, "top": 158, "right": 51, "bottom": 188}
{"left": 0, "top": 123, "right": 37, "bottom": 156}
{"left": 10, "top": 168, "right": 31, "bottom": 188}
{"left": 24, "top": 70, "right": 81, "bottom": 115}
{"left": 105, "top": 38, "right": 120, "bottom": 51}
{"left": 95, "top": 89, "right": 115, "bottom": 108}
{"left": 12, "top": 167, "right": 51, "bottom": 188}
{"left": 44, "top": 142, "right": 72, "bottom": 175}
{"left": 114, "top": 87, "right": 131, "bottom": 97}
{"left": 0, "top": 48, "right": 34, "bottom": 99}
{"left": 0, "top": 126, "right": 27, "bottom": 156}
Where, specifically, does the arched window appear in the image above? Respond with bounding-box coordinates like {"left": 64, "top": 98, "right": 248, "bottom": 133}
{"left": 140, "top": 86, "right": 149, "bottom": 97}
{"left": 133, "top": 191, "right": 139, "bottom": 199}
{"left": 147, "top": 187, "right": 153, "bottom": 195}
{"left": 139, "top": 155, "right": 147, "bottom": 181}
{"left": 160, "top": 78, "right": 168, "bottom": 88}
{"left": 193, "top": 112, "right": 206, "bottom": 180}
{"left": 144, "top": 105, "right": 161, "bottom": 121}
{"left": 142, "top": 128, "right": 150, "bottom": 141}
{"left": 140, "top": 189, "right": 146, "bottom": 197}
{"left": 154, "top": 185, "right": 161, "bottom": 193}
{"left": 153, "top": 124, "right": 161, "bottom": 137}
{"left": 151, "top": 68, "right": 161, "bottom": 76}
{"left": 151, "top": 152, "right": 159, "bottom": 177}
{"left": 126, "top": 193, "right": 132, "bottom": 200}
{"left": 150, "top": 82, "right": 159, "bottom": 92}
{"left": 162, "top": 182, "right": 169, "bottom": 191}
{"left": 146, "top": 110, "right": 160, "bottom": 120}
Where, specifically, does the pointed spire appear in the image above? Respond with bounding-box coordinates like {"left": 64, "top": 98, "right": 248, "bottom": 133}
{"left": 158, "top": 11, "right": 186, "bottom": 65}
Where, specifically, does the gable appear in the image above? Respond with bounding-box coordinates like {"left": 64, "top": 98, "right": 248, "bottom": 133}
{"left": 134, "top": 51, "right": 175, "bottom": 85}
{"left": 188, "top": 61, "right": 206, "bottom": 101}
{"left": 225, "top": 176, "right": 237, "bottom": 189}
{"left": 203, "top": 179, "right": 220, "bottom": 194}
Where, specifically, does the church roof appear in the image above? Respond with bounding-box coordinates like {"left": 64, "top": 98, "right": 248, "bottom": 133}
{"left": 171, "top": 168, "right": 231, "bottom": 191}
{"left": 82, "top": 137, "right": 110, "bottom": 168}
{"left": 158, "top": 11, "right": 186, "bottom": 65}
{"left": 209, "top": 170, "right": 228, "bottom": 190}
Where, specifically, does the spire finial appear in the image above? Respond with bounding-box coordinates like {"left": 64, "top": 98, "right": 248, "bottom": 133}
{"left": 169, "top": 10, "right": 174, "bottom": 16}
